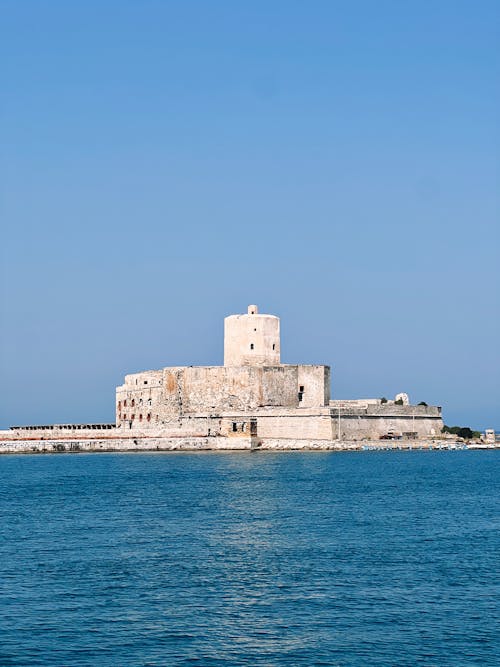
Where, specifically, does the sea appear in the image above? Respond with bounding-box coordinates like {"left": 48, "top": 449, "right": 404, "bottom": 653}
{"left": 0, "top": 451, "right": 498, "bottom": 666}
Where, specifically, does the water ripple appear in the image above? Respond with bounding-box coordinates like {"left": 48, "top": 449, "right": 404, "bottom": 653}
{"left": 0, "top": 451, "right": 499, "bottom": 666}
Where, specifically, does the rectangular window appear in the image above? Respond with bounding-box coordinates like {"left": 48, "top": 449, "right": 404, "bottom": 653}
{"left": 250, "top": 344, "right": 254, "bottom": 350}
{"left": 232, "top": 422, "right": 238, "bottom": 432}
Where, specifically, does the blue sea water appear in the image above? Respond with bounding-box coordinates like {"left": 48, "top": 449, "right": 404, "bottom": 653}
{"left": 0, "top": 451, "right": 498, "bottom": 667}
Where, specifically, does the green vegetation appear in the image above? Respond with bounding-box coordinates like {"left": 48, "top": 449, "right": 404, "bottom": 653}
{"left": 442, "top": 425, "right": 481, "bottom": 440}
{"left": 380, "top": 397, "right": 388, "bottom": 404}
{"left": 418, "top": 401, "right": 428, "bottom": 406}
{"left": 394, "top": 398, "right": 404, "bottom": 405}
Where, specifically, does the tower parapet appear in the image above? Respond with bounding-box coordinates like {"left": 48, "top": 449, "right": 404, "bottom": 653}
{"left": 224, "top": 304, "right": 280, "bottom": 366}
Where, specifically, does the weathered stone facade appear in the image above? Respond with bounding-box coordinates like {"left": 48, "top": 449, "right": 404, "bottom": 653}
{"left": 1, "top": 304, "right": 446, "bottom": 451}
{"left": 112, "top": 304, "right": 442, "bottom": 443}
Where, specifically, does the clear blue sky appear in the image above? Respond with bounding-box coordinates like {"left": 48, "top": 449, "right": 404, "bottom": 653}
{"left": 1, "top": 1, "right": 498, "bottom": 430}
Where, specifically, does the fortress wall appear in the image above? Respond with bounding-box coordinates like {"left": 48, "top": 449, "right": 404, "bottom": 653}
{"left": 3, "top": 410, "right": 442, "bottom": 445}
{"left": 366, "top": 404, "right": 441, "bottom": 417}
{"left": 0, "top": 436, "right": 256, "bottom": 454}
{"left": 1, "top": 436, "right": 465, "bottom": 455}
{"left": 0, "top": 426, "right": 116, "bottom": 441}
{"left": 256, "top": 414, "right": 334, "bottom": 440}
{"left": 334, "top": 414, "right": 443, "bottom": 440}
{"left": 178, "top": 365, "right": 328, "bottom": 414}
{"left": 260, "top": 366, "right": 299, "bottom": 407}
{"left": 297, "top": 366, "right": 331, "bottom": 407}
{"left": 181, "top": 366, "right": 262, "bottom": 412}
{"left": 116, "top": 369, "right": 165, "bottom": 426}
{"left": 118, "top": 364, "right": 330, "bottom": 428}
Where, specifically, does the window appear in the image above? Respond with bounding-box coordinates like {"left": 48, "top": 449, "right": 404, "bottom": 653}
{"left": 123, "top": 414, "right": 127, "bottom": 420}
{"left": 131, "top": 414, "right": 135, "bottom": 420}
{"left": 144, "top": 380, "right": 148, "bottom": 385}
{"left": 299, "top": 386, "right": 304, "bottom": 392}
{"left": 250, "top": 343, "right": 254, "bottom": 350}
{"left": 118, "top": 401, "right": 121, "bottom": 410}
{"left": 272, "top": 344, "right": 275, "bottom": 350}
{"left": 147, "top": 413, "right": 151, "bottom": 422}
{"left": 139, "top": 414, "right": 143, "bottom": 421}
{"left": 124, "top": 400, "right": 127, "bottom": 407}
{"left": 131, "top": 399, "right": 135, "bottom": 407}
{"left": 232, "top": 422, "right": 238, "bottom": 432}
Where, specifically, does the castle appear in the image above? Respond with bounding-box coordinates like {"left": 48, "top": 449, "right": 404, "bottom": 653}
{"left": 114, "top": 305, "right": 443, "bottom": 447}
{"left": 2, "top": 305, "right": 444, "bottom": 452}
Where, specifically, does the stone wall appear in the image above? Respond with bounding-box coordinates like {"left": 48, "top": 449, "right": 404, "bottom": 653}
{"left": 116, "top": 365, "right": 330, "bottom": 429}
{"left": 256, "top": 413, "right": 333, "bottom": 440}
{"left": 0, "top": 435, "right": 257, "bottom": 454}
{"left": 0, "top": 435, "right": 470, "bottom": 455}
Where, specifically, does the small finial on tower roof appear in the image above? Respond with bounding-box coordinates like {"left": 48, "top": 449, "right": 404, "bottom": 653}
{"left": 248, "top": 305, "right": 258, "bottom": 315}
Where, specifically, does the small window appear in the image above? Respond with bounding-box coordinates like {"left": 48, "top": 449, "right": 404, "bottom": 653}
{"left": 124, "top": 400, "right": 127, "bottom": 407}
{"left": 147, "top": 413, "right": 151, "bottom": 422}
{"left": 144, "top": 380, "right": 148, "bottom": 385}
{"left": 139, "top": 414, "right": 142, "bottom": 421}
{"left": 272, "top": 344, "right": 275, "bottom": 350}
{"left": 123, "top": 414, "right": 127, "bottom": 420}
{"left": 250, "top": 343, "right": 254, "bottom": 350}
{"left": 299, "top": 386, "right": 304, "bottom": 392}
{"left": 131, "top": 414, "right": 135, "bottom": 420}
{"left": 232, "top": 422, "right": 238, "bottom": 432}
{"left": 131, "top": 399, "right": 135, "bottom": 407}
{"left": 254, "top": 328, "right": 257, "bottom": 332}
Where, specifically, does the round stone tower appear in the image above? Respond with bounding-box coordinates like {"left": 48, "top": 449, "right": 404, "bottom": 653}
{"left": 224, "top": 305, "right": 280, "bottom": 367}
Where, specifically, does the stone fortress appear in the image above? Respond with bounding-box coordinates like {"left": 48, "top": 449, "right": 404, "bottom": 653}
{"left": 115, "top": 304, "right": 443, "bottom": 447}
{"left": 2, "top": 305, "right": 445, "bottom": 452}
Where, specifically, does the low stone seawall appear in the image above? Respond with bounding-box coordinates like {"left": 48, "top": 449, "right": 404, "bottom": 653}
{"left": 0, "top": 436, "right": 255, "bottom": 454}
{"left": 0, "top": 436, "right": 482, "bottom": 454}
